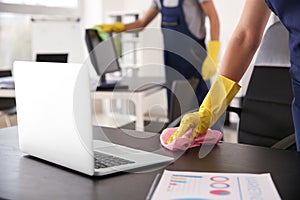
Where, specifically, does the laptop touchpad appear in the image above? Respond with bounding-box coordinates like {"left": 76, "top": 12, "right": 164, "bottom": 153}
{"left": 95, "top": 146, "right": 142, "bottom": 156}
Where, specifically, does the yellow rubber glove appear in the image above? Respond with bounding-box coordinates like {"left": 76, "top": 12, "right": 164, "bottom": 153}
{"left": 93, "top": 22, "right": 125, "bottom": 33}
{"left": 167, "top": 74, "right": 241, "bottom": 144}
{"left": 202, "top": 41, "right": 221, "bottom": 80}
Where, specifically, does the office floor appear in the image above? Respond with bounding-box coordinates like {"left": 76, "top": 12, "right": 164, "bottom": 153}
{"left": 223, "top": 123, "right": 238, "bottom": 143}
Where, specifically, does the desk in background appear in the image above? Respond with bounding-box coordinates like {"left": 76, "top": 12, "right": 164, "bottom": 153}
{"left": 0, "top": 76, "right": 15, "bottom": 98}
{"left": 1, "top": 126, "right": 300, "bottom": 200}
{"left": 0, "top": 89, "right": 14, "bottom": 98}
{"left": 0, "top": 76, "right": 166, "bottom": 131}
{"left": 0, "top": 76, "right": 16, "bottom": 127}
{"left": 93, "top": 76, "right": 165, "bottom": 131}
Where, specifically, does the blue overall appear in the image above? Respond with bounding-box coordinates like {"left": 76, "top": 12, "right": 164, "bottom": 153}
{"left": 160, "top": 0, "right": 209, "bottom": 115}
{"left": 265, "top": 0, "right": 300, "bottom": 150}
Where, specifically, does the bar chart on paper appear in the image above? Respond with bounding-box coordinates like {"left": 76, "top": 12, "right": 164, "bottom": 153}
{"left": 166, "top": 173, "right": 204, "bottom": 195}
{"left": 151, "top": 170, "right": 281, "bottom": 200}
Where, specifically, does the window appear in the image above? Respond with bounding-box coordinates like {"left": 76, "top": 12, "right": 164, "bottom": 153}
{"left": 0, "top": 13, "right": 32, "bottom": 70}
{"left": 0, "top": 0, "right": 78, "bottom": 8}
{"left": 0, "top": 0, "right": 80, "bottom": 16}
{"left": 0, "top": 0, "right": 82, "bottom": 70}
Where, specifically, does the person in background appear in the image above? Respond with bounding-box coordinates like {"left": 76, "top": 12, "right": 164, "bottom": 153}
{"left": 167, "top": 0, "right": 300, "bottom": 151}
{"left": 94, "top": 0, "right": 223, "bottom": 130}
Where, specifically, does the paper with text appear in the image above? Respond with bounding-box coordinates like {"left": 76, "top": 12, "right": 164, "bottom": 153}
{"left": 151, "top": 170, "right": 281, "bottom": 200}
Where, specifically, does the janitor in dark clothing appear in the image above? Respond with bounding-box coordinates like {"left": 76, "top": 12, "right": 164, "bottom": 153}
{"left": 94, "top": 0, "right": 222, "bottom": 130}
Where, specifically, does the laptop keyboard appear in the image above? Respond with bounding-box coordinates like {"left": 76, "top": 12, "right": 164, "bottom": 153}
{"left": 94, "top": 151, "right": 135, "bottom": 169}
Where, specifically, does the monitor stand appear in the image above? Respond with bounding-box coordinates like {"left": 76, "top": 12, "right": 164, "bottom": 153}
{"left": 96, "top": 73, "right": 128, "bottom": 91}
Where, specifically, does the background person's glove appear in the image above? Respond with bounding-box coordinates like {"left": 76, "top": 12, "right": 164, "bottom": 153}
{"left": 167, "top": 74, "right": 240, "bottom": 144}
{"left": 93, "top": 22, "right": 125, "bottom": 33}
{"left": 201, "top": 40, "right": 220, "bottom": 80}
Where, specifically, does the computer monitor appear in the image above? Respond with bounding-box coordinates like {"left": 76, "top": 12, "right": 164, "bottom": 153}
{"left": 36, "top": 53, "right": 68, "bottom": 63}
{"left": 85, "top": 29, "right": 121, "bottom": 83}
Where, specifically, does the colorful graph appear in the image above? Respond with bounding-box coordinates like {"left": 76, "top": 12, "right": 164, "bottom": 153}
{"left": 209, "top": 190, "right": 231, "bottom": 196}
{"left": 167, "top": 174, "right": 203, "bottom": 192}
{"left": 210, "top": 176, "right": 229, "bottom": 182}
{"left": 209, "top": 176, "right": 231, "bottom": 196}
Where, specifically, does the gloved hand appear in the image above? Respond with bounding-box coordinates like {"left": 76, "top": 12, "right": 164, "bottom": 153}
{"left": 167, "top": 74, "right": 240, "bottom": 144}
{"left": 202, "top": 40, "right": 220, "bottom": 80}
{"left": 93, "top": 22, "right": 125, "bottom": 33}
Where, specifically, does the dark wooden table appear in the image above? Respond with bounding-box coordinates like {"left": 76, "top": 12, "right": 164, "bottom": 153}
{"left": 1, "top": 126, "right": 300, "bottom": 200}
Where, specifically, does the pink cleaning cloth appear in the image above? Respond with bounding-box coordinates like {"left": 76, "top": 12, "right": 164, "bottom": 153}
{"left": 160, "top": 127, "right": 223, "bottom": 151}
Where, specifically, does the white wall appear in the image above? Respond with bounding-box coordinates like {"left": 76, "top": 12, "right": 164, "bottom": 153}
{"left": 82, "top": 0, "right": 102, "bottom": 27}
{"left": 31, "top": 18, "right": 86, "bottom": 63}
{"left": 82, "top": 0, "right": 125, "bottom": 26}
{"left": 214, "top": 0, "right": 245, "bottom": 56}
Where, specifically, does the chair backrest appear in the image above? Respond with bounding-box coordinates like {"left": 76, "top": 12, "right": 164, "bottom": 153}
{"left": 0, "top": 70, "right": 15, "bottom": 111}
{"left": 237, "top": 21, "right": 295, "bottom": 148}
{"left": 36, "top": 53, "right": 68, "bottom": 63}
{"left": 255, "top": 21, "right": 290, "bottom": 67}
{"left": 0, "top": 70, "right": 12, "bottom": 78}
{"left": 169, "top": 77, "right": 200, "bottom": 123}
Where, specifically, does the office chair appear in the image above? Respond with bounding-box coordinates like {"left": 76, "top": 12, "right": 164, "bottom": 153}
{"left": 145, "top": 77, "right": 200, "bottom": 132}
{"left": 0, "top": 70, "right": 17, "bottom": 128}
{"left": 36, "top": 53, "right": 68, "bottom": 63}
{"left": 121, "top": 77, "right": 200, "bottom": 133}
{"left": 227, "top": 21, "right": 296, "bottom": 150}
{"left": 168, "top": 77, "right": 199, "bottom": 125}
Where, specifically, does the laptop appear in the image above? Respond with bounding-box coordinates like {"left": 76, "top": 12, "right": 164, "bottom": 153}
{"left": 13, "top": 61, "right": 173, "bottom": 176}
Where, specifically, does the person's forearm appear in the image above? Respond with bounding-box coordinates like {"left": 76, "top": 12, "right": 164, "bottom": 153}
{"left": 124, "top": 20, "right": 145, "bottom": 32}
{"left": 209, "top": 12, "right": 220, "bottom": 40}
{"left": 125, "top": 7, "right": 159, "bottom": 32}
{"left": 200, "top": 1, "right": 220, "bottom": 41}
{"left": 219, "top": 0, "right": 271, "bottom": 82}
{"left": 219, "top": 29, "right": 261, "bottom": 82}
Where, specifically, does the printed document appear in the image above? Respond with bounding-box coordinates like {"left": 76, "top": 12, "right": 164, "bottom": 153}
{"left": 151, "top": 170, "right": 281, "bottom": 200}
